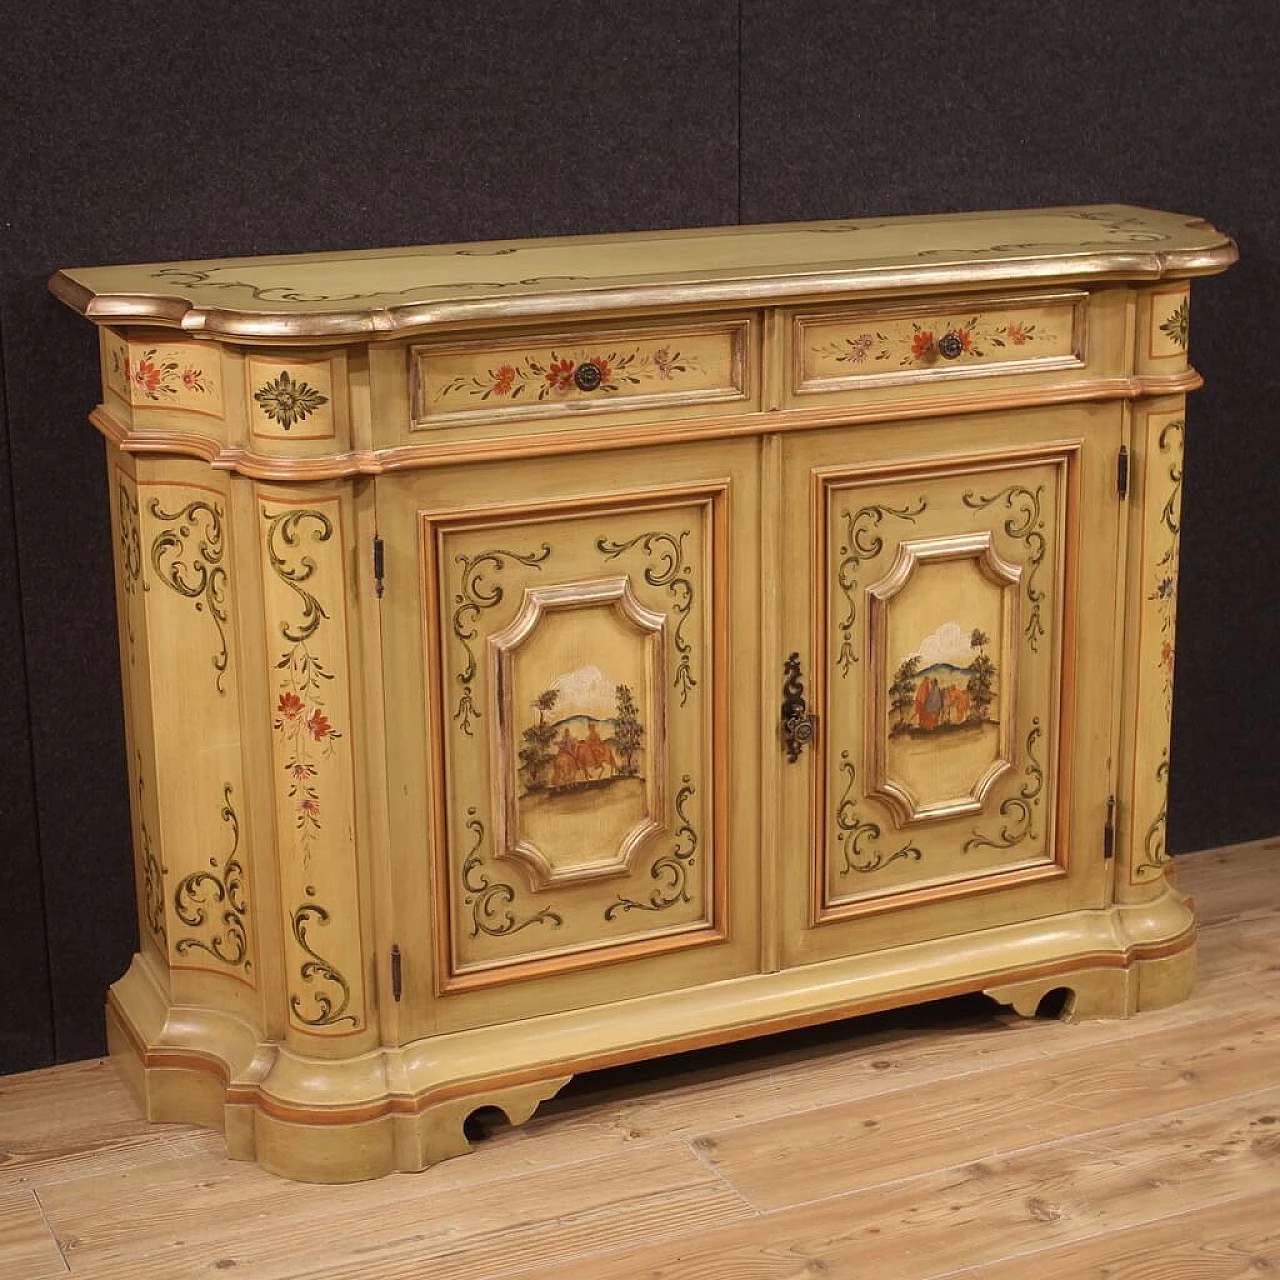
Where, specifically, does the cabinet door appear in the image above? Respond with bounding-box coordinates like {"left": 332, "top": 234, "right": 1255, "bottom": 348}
{"left": 778, "top": 407, "right": 1123, "bottom": 968}
{"left": 377, "top": 439, "right": 760, "bottom": 1039}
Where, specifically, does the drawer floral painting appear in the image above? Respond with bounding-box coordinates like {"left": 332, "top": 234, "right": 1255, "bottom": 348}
{"left": 797, "top": 295, "right": 1083, "bottom": 391}
{"left": 412, "top": 322, "right": 748, "bottom": 426}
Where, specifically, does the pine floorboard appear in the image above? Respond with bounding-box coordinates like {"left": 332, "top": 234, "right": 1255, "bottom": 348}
{"left": 0, "top": 839, "right": 1276, "bottom": 1280}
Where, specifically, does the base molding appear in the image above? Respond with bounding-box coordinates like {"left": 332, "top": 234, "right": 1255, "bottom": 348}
{"left": 107, "top": 890, "right": 1196, "bottom": 1182}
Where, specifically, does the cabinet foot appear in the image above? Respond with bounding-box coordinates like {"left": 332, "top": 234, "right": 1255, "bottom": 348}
{"left": 985, "top": 940, "right": 1196, "bottom": 1022}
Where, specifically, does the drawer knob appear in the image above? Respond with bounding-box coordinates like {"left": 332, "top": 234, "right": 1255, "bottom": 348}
{"left": 573, "top": 361, "right": 604, "bottom": 392}
{"left": 937, "top": 331, "right": 965, "bottom": 360}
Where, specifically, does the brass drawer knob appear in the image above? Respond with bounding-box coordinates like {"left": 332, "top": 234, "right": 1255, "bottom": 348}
{"left": 573, "top": 361, "right": 604, "bottom": 391}
{"left": 937, "top": 331, "right": 965, "bottom": 359}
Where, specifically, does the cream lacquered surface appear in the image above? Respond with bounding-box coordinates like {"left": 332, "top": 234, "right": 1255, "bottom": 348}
{"left": 53, "top": 204, "right": 1236, "bottom": 1181}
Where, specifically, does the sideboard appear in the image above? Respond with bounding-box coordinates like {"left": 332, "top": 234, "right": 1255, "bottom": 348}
{"left": 50, "top": 204, "right": 1237, "bottom": 1181}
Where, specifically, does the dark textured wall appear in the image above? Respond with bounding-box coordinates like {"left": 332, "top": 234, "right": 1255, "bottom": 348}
{"left": 0, "top": 1, "right": 1274, "bottom": 1073}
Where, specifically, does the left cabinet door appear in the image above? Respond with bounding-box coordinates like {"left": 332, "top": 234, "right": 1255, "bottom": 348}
{"left": 376, "top": 438, "right": 762, "bottom": 1040}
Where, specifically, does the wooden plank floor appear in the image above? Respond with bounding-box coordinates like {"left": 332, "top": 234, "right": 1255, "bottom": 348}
{"left": 2, "top": 839, "right": 1277, "bottom": 1280}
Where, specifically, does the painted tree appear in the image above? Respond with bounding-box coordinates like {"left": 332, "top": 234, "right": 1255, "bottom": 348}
{"left": 966, "top": 629, "right": 997, "bottom": 722}
{"left": 613, "top": 683, "right": 644, "bottom": 777}
{"left": 518, "top": 687, "right": 560, "bottom": 791}
{"left": 888, "top": 654, "right": 922, "bottom": 732}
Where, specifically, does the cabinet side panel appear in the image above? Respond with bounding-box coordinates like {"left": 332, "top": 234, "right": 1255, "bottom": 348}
{"left": 1119, "top": 402, "right": 1186, "bottom": 895}
{"left": 257, "top": 487, "right": 371, "bottom": 1043}
{"left": 135, "top": 463, "right": 258, "bottom": 999}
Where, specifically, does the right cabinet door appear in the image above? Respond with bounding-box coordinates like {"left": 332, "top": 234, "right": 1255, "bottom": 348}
{"left": 778, "top": 405, "right": 1124, "bottom": 968}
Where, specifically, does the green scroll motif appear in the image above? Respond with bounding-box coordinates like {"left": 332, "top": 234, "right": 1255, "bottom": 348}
{"left": 1149, "top": 420, "right": 1184, "bottom": 713}
{"left": 136, "top": 763, "right": 167, "bottom": 947}
{"left": 605, "top": 778, "right": 699, "bottom": 917}
{"left": 834, "top": 752, "right": 923, "bottom": 875}
{"left": 1135, "top": 754, "right": 1171, "bottom": 881}
{"left": 174, "top": 784, "right": 250, "bottom": 973}
{"left": 150, "top": 497, "right": 230, "bottom": 694}
{"left": 596, "top": 530, "right": 698, "bottom": 705}
{"left": 262, "top": 506, "right": 334, "bottom": 644}
{"left": 461, "top": 807, "right": 564, "bottom": 938}
{"left": 963, "top": 718, "right": 1045, "bottom": 853}
{"left": 452, "top": 545, "right": 552, "bottom": 735}
{"left": 962, "top": 484, "right": 1048, "bottom": 651}
{"left": 834, "top": 500, "right": 926, "bottom": 676}
{"left": 290, "top": 886, "right": 358, "bottom": 1028}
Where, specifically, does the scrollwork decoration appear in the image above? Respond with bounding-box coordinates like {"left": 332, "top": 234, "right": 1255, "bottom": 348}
{"left": 135, "top": 761, "right": 166, "bottom": 946}
{"left": 150, "top": 498, "right": 230, "bottom": 693}
{"left": 263, "top": 506, "right": 334, "bottom": 644}
{"left": 461, "top": 807, "right": 564, "bottom": 938}
{"left": 962, "top": 484, "right": 1048, "bottom": 651}
{"left": 596, "top": 530, "right": 697, "bottom": 704}
{"left": 964, "top": 718, "right": 1045, "bottom": 853}
{"left": 1135, "top": 754, "right": 1171, "bottom": 880}
{"left": 605, "top": 778, "right": 699, "bottom": 918}
{"left": 118, "top": 481, "right": 142, "bottom": 651}
{"left": 834, "top": 501, "right": 926, "bottom": 675}
{"left": 452, "top": 545, "right": 552, "bottom": 735}
{"left": 1149, "top": 419, "right": 1184, "bottom": 712}
{"left": 263, "top": 506, "right": 344, "bottom": 852}
{"left": 174, "top": 784, "right": 250, "bottom": 972}
{"left": 835, "top": 753, "right": 923, "bottom": 874}
{"left": 290, "top": 885, "right": 357, "bottom": 1028}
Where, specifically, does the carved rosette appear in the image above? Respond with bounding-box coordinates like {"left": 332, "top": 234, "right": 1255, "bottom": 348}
{"left": 260, "top": 496, "right": 365, "bottom": 1033}
{"left": 1128, "top": 415, "right": 1185, "bottom": 885}
{"left": 1143, "top": 286, "right": 1190, "bottom": 371}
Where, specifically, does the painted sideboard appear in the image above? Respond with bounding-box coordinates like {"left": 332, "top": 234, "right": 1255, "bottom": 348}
{"left": 51, "top": 205, "right": 1236, "bottom": 1182}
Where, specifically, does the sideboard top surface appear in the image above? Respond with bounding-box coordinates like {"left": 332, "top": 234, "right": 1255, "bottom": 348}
{"left": 50, "top": 205, "right": 1236, "bottom": 343}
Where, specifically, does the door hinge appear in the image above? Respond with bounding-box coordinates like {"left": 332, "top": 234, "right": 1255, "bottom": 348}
{"left": 390, "top": 943, "right": 403, "bottom": 1002}
{"left": 1103, "top": 795, "right": 1117, "bottom": 860}
{"left": 1117, "top": 446, "right": 1130, "bottom": 500}
{"left": 373, "top": 535, "right": 386, "bottom": 598}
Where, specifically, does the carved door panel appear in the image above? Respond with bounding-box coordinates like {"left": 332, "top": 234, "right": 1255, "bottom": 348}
{"left": 379, "top": 439, "right": 759, "bottom": 1038}
{"left": 778, "top": 407, "right": 1123, "bottom": 967}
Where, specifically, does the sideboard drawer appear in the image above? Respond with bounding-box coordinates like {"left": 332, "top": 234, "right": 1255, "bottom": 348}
{"left": 410, "top": 317, "right": 752, "bottom": 430}
{"left": 790, "top": 290, "right": 1088, "bottom": 400}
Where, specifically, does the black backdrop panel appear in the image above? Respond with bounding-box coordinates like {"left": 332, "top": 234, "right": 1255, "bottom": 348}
{"left": 740, "top": 0, "right": 1280, "bottom": 854}
{"left": 0, "top": 310, "right": 53, "bottom": 1074}
{"left": 0, "top": 1, "right": 738, "bottom": 1068}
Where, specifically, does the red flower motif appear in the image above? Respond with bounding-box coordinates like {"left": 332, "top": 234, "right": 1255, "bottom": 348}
{"left": 133, "top": 359, "right": 163, "bottom": 396}
{"left": 182, "top": 366, "right": 206, "bottom": 391}
{"left": 587, "top": 355, "right": 612, "bottom": 385}
{"left": 912, "top": 330, "right": 936, "bottom": 360}
{"left": 277, "top": 691, "right": 306, "bottom": 721}
{"left": 306, "top": 709, "right": 334, "bottom": 741}
{"left": 289, "top": 761, "right": 317, "bottom": 780}
{"left": 491, "top": 365, "right": 517, "bottom": 396}
{"left": 1004, "top": 323, "right": 1030, "bottom": 345}
{"left": 1160, "top": 641, "right": 1175, "bottom": 670}
{"left": 947, "top": 328, "right": 974, "bottom": 353}
{"left": 299, "top": 796, "right": 321, "bottom": 823}
{"left": 546, "top": 358, "right": 577, "bottom": 391}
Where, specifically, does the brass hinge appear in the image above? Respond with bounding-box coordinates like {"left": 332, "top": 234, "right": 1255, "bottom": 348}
{"left": 390, "top": 943, "right": 403, "bottom": 1002}
{"left": 1117, "top": 446, "right": 1130, "bottom": 500}
{"left": 1103, "top": 795, "right": 1117, "bottom": 860}
{"left": 373, "top": 535, "right": 386, "bottom": 598}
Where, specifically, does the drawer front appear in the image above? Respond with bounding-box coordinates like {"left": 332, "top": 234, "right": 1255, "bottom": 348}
{"left": 411, "top": 318, "right": 750, "bottom": 429}
{"left": 792, "top": 291, "right": 1087, "bottom": 396}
